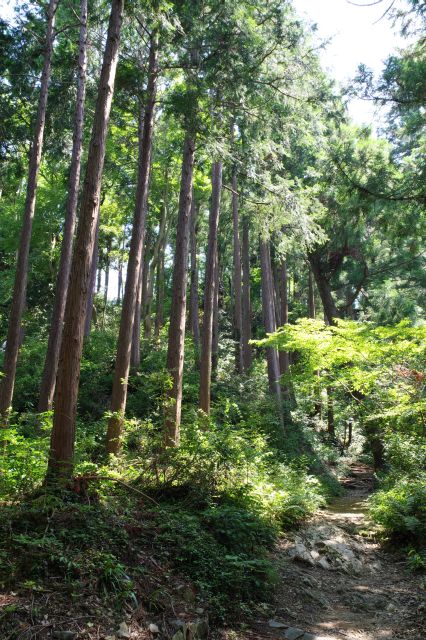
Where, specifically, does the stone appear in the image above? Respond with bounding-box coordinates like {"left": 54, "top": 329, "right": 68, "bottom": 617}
{"left": 268, "top": 619, "right": 288, "bottom": 628}
{"left": 149, "top": 623, "right": 160, "bottom": 634}
{"left": 318, "top": 557, "right": 331, "bottom": 570}
{"left": 302, "top": 634, "right": 316, "bottom": 640}
{"left": 117, "top": 621, "right": 131, "bottom": 639}
{"left": 288, "top": 543, "right": 315, "bottom": 566}
{"left": 168, "top": 619, "right": 185, "bottom": 629}
{"left": 52, "top": 633, "right": 77, "bottom": 640}
{"left": 284, "top": 628, "right": 305, "bottom": 640}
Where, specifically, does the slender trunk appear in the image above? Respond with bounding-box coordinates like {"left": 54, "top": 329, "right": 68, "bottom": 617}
{"left": 188, "top": 197, "right": 200, "bottom": 362}
{"left": 144, "top": 259, "right": 154, "bottom": 338}
{"left": 211, "top": 248, "right": 219, "bottom": 378}
{"left": 140, "top": 232, "right": 151, "bottom": 328}
{"left": 308, "top": 267, "right": 315, "bottom": 319}
{"left": 154, "top": 242, "right": 165, "bottom": 338}
{"left": 231, "top": 170, "right": 243, "bottom": 373}
{"left": 308, "top": 251, "right": 338, "bottom": 325}
{"left": 103, "top": 255, "right": 110, "bottom": 309}
{"left": 277, "top": 258, "right": 289, "bottom": 377}
{"left": 199, "top": 161, "right": 222, "bottom": 415}
{"left": 0, "top": 0, "right": 58, "bottom": 420}
{"left": 129, "top": 106, "right": 149, "bottom": 367}
{"left": 144, "top": 203, "right": 166, "bottom": 339}
{"left": 346, "top": 419, "right": 353, "bottom": 448}
{"left": 38, "top": 0, "right": 88, "bottom": 413}
{"left": 47, "top": 0, "right": 124, "bottom": 479}
{"left": 326, "top": 387, "right": 335, "bottom": 437}
{"left": 106, "top": 30, "right": 158, "bottom": 454}
{"left": 117, "top": 260, "right": 123, "bottom": 303}
{"left": 130, "top": 262, "right": 143, "bottom": 369}
{"left": 97, "top": 267, "right": 102, "bottom": 293}
{"left": 241, "top": 216, "right": 252, "bottom": 371}
{"left": 84, "top": 214, "right": 99, "bottom": 336}
{"left": 260, "top": 239, "right": 282, "bottom": 403}
{"left": 164, "top": 133, "right": 195, "bottom": 446}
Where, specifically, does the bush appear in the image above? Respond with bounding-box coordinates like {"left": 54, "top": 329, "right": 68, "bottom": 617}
{"left": 368, "top": 475, "right": 426, "bottom": 548}
{"left": 150, "top": 504, "right": 277, "bottom": 619}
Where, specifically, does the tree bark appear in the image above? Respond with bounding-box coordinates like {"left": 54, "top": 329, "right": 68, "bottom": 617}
{"left": 164, "top": 133, "right": 195, "bottom": 446}
{"left": 144, "top": 259, "right": 154, "bottom": 338}
{"left": 0, "top": 0, "right": 58, "bottom": 421}
{"left": 154, "top": 241, "right": 165, "bottom": 338}
{"left": 103, "top": 249, "right": 110, "bottom": 309}
{"left": 241, "top": 215, "right": 252, "bottom": 371}
{"left": 308, "top": 267, "right": 315, "bottom": 319}
{"left": 84, "top": 214, "right": 99, "bottom": 336}
{"left": 276, "top": 257, "right": 289, "bottom": 377}
{"left": 308, "top": 251, "right": 339, "bottom": 325}
{"left": 144, "top": 201, "right": 166, "bottom": 339}
{"left": 231, "top": 169, "right": 243, "bottom": 373}
{"left": 140, "top": 231, "right": 151, "bottom": 333}
{"left": 326, "top": 386, "right": 335, "bottom": 437}
{"left": 130, "top": 261, "right": 143, "bottom": 369}
{"left": 106, "top": 30, "right": 158, "bottom": 454}
{"left": 188, "top": 197, "right": 200, "bottom": 362}
{"left": 97, "top": 266, "right": 102, "bottom": 293}
{"left": 260, "top": 239, "right": 282, "bottom": 403}
{"left": 211, "top": 247, "right": 220, "bottom": 378}
{"left": 47, "top": 0, "right": 124, "bottom": 479}
{"left": 199, "top": 161, "right": 222, "bottom": 415}
{"left": 38, "top": 0, "right": 88, "bottom": 413}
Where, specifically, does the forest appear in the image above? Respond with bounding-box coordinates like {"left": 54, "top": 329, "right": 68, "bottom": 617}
{"left": 0, "top": 0, "right": 425, "bottom": 638}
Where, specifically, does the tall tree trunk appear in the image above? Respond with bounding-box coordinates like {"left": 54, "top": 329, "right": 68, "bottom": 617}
{"left": 154, "top": 241, "right": 165, "bottom": 338}
{"left": 84, "top": 214, "right": 99, "bottom": 336}
{"left": 241, "top": 215, "right": 252, "bottom": 371}
{"left": 308, "top": 251, "right": 338, "bottom": 325}
{"left": 144, "top": 259, "right": 154, "bottom": 338}
{"left": 211, "top": 247, "right": 219, "bottom": 378}
{"left": 0, "top": 0, "right": 58, "bottom": 421}
{"left": 164, "top": 133, "right": 195, "bottom": 446}
{"left": 117, "top": 258, "right": 123, "bottom": 303}
{"left": 130, "top": 262, "right": 143, "bottom": 369}
{"left": 103, "top": 253, "right": 110, "bottom": 309}
{"left": 231, "top": 169, "right": 243, "bottom": 373}
{"left": 106, "top": 30, "right": 158, "bottom": 454}
{"left": 47, "top": 0, "right": 124, "bottom": 479}
{"left": 260, "top": 239, "right": 282, "bottom": 403}
{"left": 140, "top": 231, "right": 151, "bottom": 327}
{"left": 144, "top": 202, "right": 166, "bottom": 339}
{"left": 199, "top": 161, "right": 222, "bottom": 415}
{"left": 326, "top": 387, "right": 335, "bottom": 437}
{"left": 276, "top": 257, "right": 289, "bottom": 377}
{"left": 188, "top": 197, "right": 200, "bottom": 363}
{"left": 97, "top": 266, "right": 102, "bottom": 293}
{"left": 308, "top": 267, "right": 315, "bottom": 319}
{"left": 38, "top": 0, "right": 88, "bottom": 413}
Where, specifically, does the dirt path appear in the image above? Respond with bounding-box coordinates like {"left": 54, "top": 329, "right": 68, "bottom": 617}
{"left": 246, "top": 465, "right": 425, "bottom": 640}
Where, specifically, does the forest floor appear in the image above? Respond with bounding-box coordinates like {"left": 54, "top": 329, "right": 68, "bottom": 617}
{"left": 1, "top": 465, "right": 424, "bottom": 640}
{"left": 231, "top": 464, "right": 426, "bottom": 640}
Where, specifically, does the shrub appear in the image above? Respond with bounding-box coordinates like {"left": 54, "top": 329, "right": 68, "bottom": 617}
{"left": 368, "top": 475, "right": 426, "bottom": 547}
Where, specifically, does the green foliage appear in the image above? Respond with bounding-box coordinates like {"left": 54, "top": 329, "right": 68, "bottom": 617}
{"left": 368, "top": 476, "right": 426, "bottom": 549}
{"left": 150, "top": 504, "right": 277, "bottom": 618}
